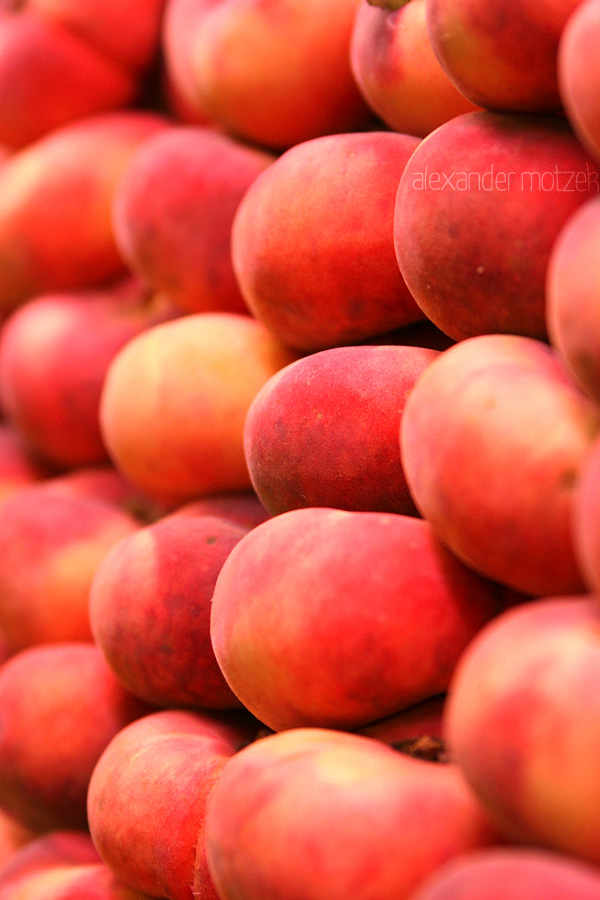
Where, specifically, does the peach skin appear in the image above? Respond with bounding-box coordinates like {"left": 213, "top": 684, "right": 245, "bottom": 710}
{"left": 244, "top": 344, "right": 439, "bottom": 516}
{"left": 87, "top": 709, "right": 260, "bottom": 900}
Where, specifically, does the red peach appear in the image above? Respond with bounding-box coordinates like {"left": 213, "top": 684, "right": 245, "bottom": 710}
{"left": 0, "top": 484, "right": 139, "bottom": 653}
{"left": 210, "top": 507, "right": 503, "bottom": 731}
{"left": 409, "top": 847, "right": 600, "bottom": 900}
{"left": 350, "top": 0, "right": 479, "bottom": 137}
{"left": 161, "top": 0, "right": 216, "bottom": 125}
{"left": 99, "top": 313, "right": 299, "bottom": 506}
{"left": 559, "top": 0, "right": 600, "bottom": 162}
{"left": 400, "top": 334, "right": 600, "bottom": 596}
{"left": 0, "top": 861, "right": 159, "bottom": 899}
{"left": 426, "top": 0, "right": 581, "bottom": 112}
{"left": 0, "top": 13, "right": 136, "bottom": 149}
{"left": 394, "top": 111, "right": 600, "bottom": 341}
{"left": 87, "top": 709, "right": 259, "bottom": 900}
{"left": 0, "top": 111, "right": 167, "bottom": 314}
{"left": 203, "top": 728, "right": 499, "bottom": 900}
{"left": 112, "top": 127, "right": 273, "bottom": 316}
{"left": 0, "top": 0, "right": 167, "bottom": 150}
{"left": 0, "top": 809, "right": 34, "bottom": 870}
{"left": 0, "top": 643, "right": 147, "bottom": 832}
{"left": 444, "top": 598, "right": 600, "bottom": 864}
{"left": 0, "top": 831, "right": 100, "bottom": 888}
{"left": 162, "top": 66, "right": 215, "bottom": 127}
{"left": 0, "top": 279, "right": 177, "bottom": 468}
{"left": 244, "top": 344, "right": 439, "bottom": 515}
{"left": 89, "top": 515, "right": 248, "bottom": 709}
{"left": 232, "top": 131, "right": 424, "bottom": 350}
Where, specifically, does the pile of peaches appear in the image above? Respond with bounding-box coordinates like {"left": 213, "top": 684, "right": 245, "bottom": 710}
{"left": 0, "top": 0, "right": 600, "bottom": 898}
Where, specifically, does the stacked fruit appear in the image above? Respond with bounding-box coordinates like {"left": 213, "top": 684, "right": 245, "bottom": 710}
{"left": 0, "top": 0, "right": 600, "bottom": 899}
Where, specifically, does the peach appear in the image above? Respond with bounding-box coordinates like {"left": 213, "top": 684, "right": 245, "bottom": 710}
{"left": 87, "top": 709, "right": 259, "bottom": 900}
{"left": 0, "top": 0, "right": 167, "bottom": 148}
{"left": 0, "top": 279, "right": 177, "bottom": 469}
{"left": 400, "top": 334, "right": 600, "bottom": 596}
{"left": 244, "top": 344, "right": 439, "bottom": 516}
{"left": 559, "top": 0, "right": 600, "bottom": 162}
{"left": 0, "top": 13, "right": 135, "bottom": 149}
{"left": 27, "top": 0, "right": 167, "bottom": 72}
{"left": 89, "top": 515, "right": 248, "bottom": 709}
{"left": 409, "top": 847, "right": 600, "bottom": 900}
{"left": 168, "top": 0, "right": 371, "bottom": 150}
{"left": 0, "top": 643, "right": 147, "bottom": 832}
{"left": 99, "top": 313, "right": 299, "bottom": 506}
{"left": 210, "top": 507, "right": 503, "bottom": 731}
{"left": 203, "top": 728, "right": 499, "bottom": 900}
{"left": 0, "top": 111, "right": 167, "bottom": 315}
{"left": 232, "top": 131, "right": 424, "bottom": 351}
{"left": 0, "top": 422, "right": 46, "bottom": 500}
{"left": 426, "top": 0, "right": 581, "bottom": 112}
{"left": 444, "top": 597, "right": 600, "bottom": 865}
{"left": 350, "top": 0, "right": 479, "bottom": 138}
{"left": 112, "top": 127, "right": 273, "bottom": 316}
{"left": 394, "top": 110, "right": 600, "bottom": 341}
{"left": 547, "top": 196, "right": 600, "bottom": 404}
{"left": 0, "top": 483, "right": 138, "bottom": 653}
